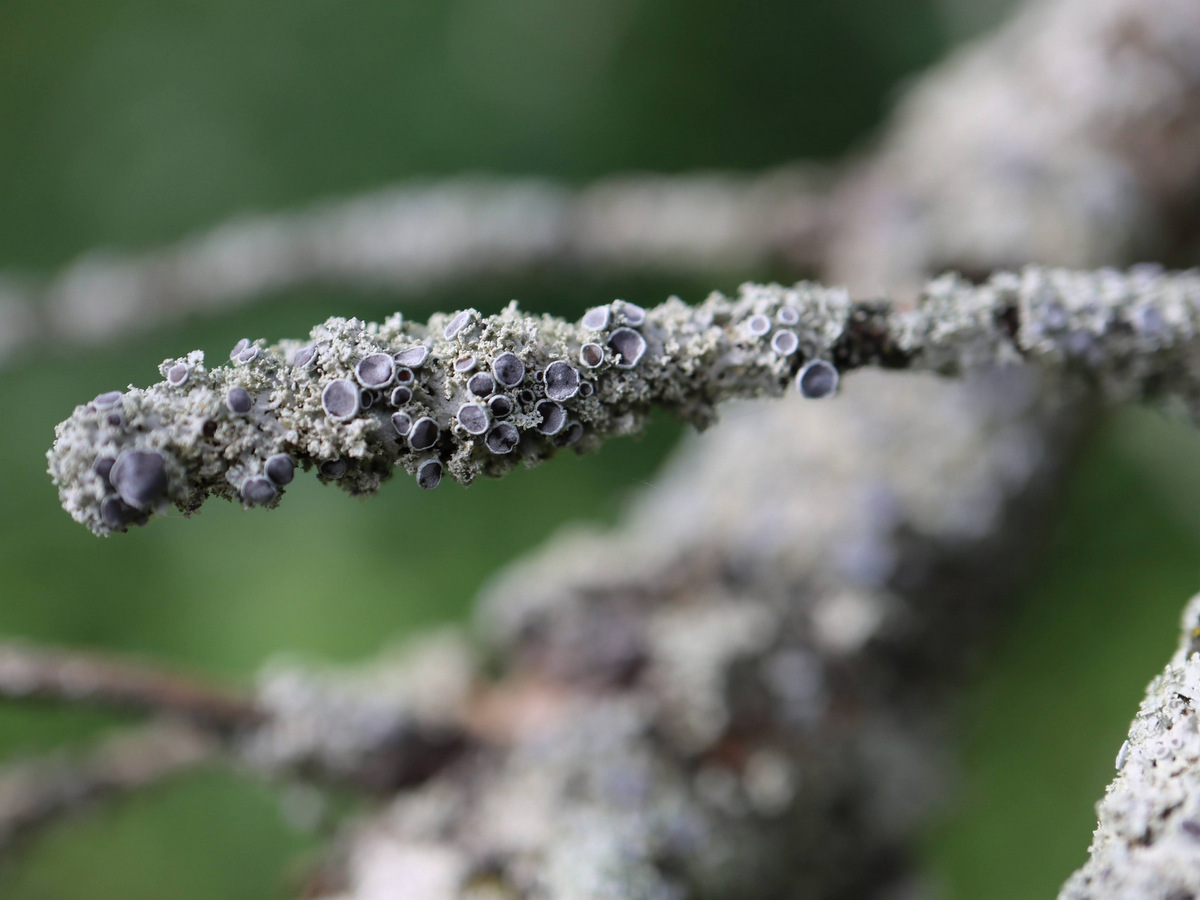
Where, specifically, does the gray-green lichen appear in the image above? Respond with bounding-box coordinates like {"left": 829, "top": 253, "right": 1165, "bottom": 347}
{"left": 1060, "top": 594, "right": 1200, "bottom": 900}
{"left": 48, "top": 265, "right": 1200, "bottom": 535}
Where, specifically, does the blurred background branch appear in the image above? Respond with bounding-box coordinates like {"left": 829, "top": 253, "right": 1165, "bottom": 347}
{"left": 0, "top": 723, "right": 218, "bottom": 858}
{"left": 1060, "top": 594, "right": 1200, "bottom": 899}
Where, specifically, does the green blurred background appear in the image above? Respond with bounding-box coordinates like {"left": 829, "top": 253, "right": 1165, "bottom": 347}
{"left": 1, "top": 1, "right": 1198, "bottom": 897}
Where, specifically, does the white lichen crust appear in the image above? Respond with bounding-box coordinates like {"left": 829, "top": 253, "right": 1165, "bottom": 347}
{"left": 1060, "top": 595, "right": 1200, "bottom": 900}
{"left": 48, "top": 265, "right": 1200, "bottom": 535}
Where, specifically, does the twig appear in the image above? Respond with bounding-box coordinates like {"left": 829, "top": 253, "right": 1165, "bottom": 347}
{"left": 0, "top": 721, "right": 218, "bottom": 858}
{"left": 239, "top": 636, "right": 476, "bottom": 793}
{"left": 0, "top": 167, "right": 831, "bottom": 367}
{"left": 3, "top": 0, "right": 1197, "bottom": 374}
{"left": 0, "top": 639, "right": 474, "bottom": 853}
{"left": 1060, "top": 594, "right": 1200, "bottom": 899}
{"left": 0, "top": 643, "right": 261, "bottom": 733}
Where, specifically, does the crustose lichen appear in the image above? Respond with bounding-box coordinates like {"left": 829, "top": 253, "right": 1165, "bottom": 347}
{"left": 48, "top": 266, "right": 1200, "bottom": 535}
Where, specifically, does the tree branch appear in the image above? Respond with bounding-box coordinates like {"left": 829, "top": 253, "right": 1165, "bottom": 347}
{"left": 0, "top": 722, "right": 218, "bottom": 858}
{"left": 21, "top": 0, "right": 1200, "bottom": 892}
{"left": 827, "top": 0, "right": 1200, "bottom": 295}
{"left": 306, "top": 364, "right": 1089, "bottom": 899}
{"left": 1060, "top": 594, "right": 1200, "bottom": 899}
{"left": 0, "top": 638, "right": 472, "bottom": 794}
{"left": 237, "top": 634, "right": 475, "bottom": 793}
{"left": 0, "top": 643, "right": 261, "bottom": 734}
{"left": 3, "top": 0, "right": 1197, "bottom": 376}
{"left": 0, "top": 167, "right": 832, "bottom": 367}
{"left": 47, "top": 265, "right": 1200, "bottom": 537}
{"left": 0, "top": 637, "right": 476, "bottom": 856}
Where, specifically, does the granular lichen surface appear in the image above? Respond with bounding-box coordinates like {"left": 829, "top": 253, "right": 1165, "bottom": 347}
{"left": 47, "top": 266, "right": 1200, "bottom": 535}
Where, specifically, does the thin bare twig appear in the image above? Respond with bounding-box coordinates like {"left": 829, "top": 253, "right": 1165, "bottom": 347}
{"left": 0, "top": 721, "right": 218, "bottom": 858}
{"left": 0, "top": 167, "right": 831, "bottom": 367}
{"left": 0, "top": 643, "right": 262, "bottom": 734}
{"left": 0, "top": 637, "right": 476, "bottom": 858}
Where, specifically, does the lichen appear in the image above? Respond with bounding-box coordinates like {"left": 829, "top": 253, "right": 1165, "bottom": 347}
{"left": 47, "top": 266, "right": 1200, "bottom": 535}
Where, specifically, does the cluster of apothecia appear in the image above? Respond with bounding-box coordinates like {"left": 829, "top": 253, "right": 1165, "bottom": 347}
{"left": 47, "top": 282, "right": 876, "bottom": 536}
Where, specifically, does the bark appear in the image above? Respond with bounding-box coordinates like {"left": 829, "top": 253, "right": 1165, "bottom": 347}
{"left": 1061, "top": 596, "right": 1200, "bottom": 899}
{"left": 14, "top": 0, "right": 1200, "bottom": 894}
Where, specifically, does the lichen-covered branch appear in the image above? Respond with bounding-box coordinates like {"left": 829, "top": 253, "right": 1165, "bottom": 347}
{"left": 300, "top": 364, "right": 1087, "bottom": 900}
{"left": 0, "top": 167, "right": 830, "bottom": 367}
{"left": 48, "top": 265, "right": 1200, "bottom": 536}
{"left": 24, "top": 0, "right": 1200, "bottom": 892}
{"left": 237, "top": 633, "right": 475, "bottom": 793}
{"left": 828, "top": 0, "right": 1200, "bottom": 295}
{"left": 1060, "top": 595, "right": 1200, "bottom": 899}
